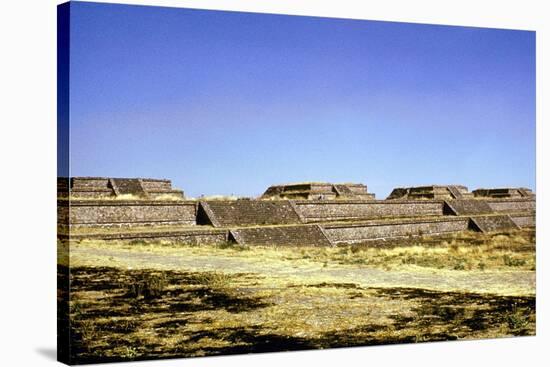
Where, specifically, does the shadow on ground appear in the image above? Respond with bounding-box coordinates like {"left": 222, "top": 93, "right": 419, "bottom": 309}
{"left": 59, "top": 265, "right": 535, "bottom": 364}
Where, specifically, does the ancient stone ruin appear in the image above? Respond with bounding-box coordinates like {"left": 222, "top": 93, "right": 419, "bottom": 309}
{"left": 262, "top": 182, "right": 375, "bottom": 200}
{"left": 58, "top": 177, "right": 185, "bottom": 200}
{"left": 387, "top": 185, "right": 473, "bottom": 200}
{"left": 472, "top": 187, "right": 535, "bottom": 199}
{"left": 58, "top": 177, "right": 535, "bottom": 246}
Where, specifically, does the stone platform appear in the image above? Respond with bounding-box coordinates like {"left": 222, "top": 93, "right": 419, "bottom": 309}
{"left": 58, "top": 177, "right": 185, "bottom": 199}
{"left": 58, "top": 178, "right": 535, "bottom": 246}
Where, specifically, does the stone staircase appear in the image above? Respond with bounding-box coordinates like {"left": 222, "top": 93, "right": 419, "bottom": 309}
{"left": 517, "top": 188, "right": 533, "bottom": 197}
{"left": 110, "top": 178, "right": 148, "bottom": 198}
{"left": 230, "top": 225, "right": 331, "bottom": 246}
{"left": 333, "top": 184, "right": 354, "bottom": 196}
{"left": 444, "top": 200, "right": 493, "bottom": 215}
{"left": 469, "top": 215, "right": 519, "bottom": 233}
{"left": 199, "top": 200, "right": 302, "bottom": 227}
{"left": 447, "top": 186, "right": 464, "bottom": 199}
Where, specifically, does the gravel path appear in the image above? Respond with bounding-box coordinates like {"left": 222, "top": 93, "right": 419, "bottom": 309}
{"left": 71, "top": 245, "right": 535, "bottom": 296}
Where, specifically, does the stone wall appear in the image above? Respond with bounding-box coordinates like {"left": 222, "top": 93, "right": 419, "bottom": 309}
{"left": 62, "top": 177, "right": 185, "bottom": 199}
{"left": 198, "top": 200, "right": 447, "bottom": 227}
{"left": 485, "top": 199, "right": 535, "bottom": 213}
{"left": 72, "top": 177, "right": 111, "bottom": 189}
{"left": 473, "top": 188, "right": 534, "bottom": 198}
{"left": 58, "top": 177, "right": 536, "bottom": 246}
{"left": 61, "top": 212, "right": 533, "bottom": 246}
{"left": 67, "top": 177, "right": 113, "bottom": 198}
{"left": 140, "top": 179, "right": 185, "bottom": 198}
{"left": 510, "top": 213, "right": 536, "bottom": 228}
{"left": 140, "top": 180, "right": 173, "bottom": 191}
{"left": 322, "top": 218, "right": 469, "bottom": 244}
{"left": 61, "top": 200, "right": 197, "bottom": 228}
{"left": 294, "top": 200, "right": 444, "bottom": 222}
{"left": 63, "top": 228, "right": 228, "bottom": 245}
{"left": 387, "top": 185, "right": 472, "bottom": 200}
{"left": 262, "top": 182, "right": 375, "bottom": 200}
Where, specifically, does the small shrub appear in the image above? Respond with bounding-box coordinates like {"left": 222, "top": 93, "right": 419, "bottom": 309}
{"left": 218, "top": 242, "right": 248, "bottom": 250}
{"left": 351, "top": 258, "right": 367, "bottom": 265}
{"left": 120, "top": 346, "right": 139, "bottom": 359}
{"left": 117, "top": 319, "right": 138, "bottom": 333}
{"left": 76, "top": 319, "right": 97, "bottom": 350}
{"left": 71, "top": 301, "right": 83, "bottom": 318}
{"left": 503, "top": 254, "right": 527, "bottom": 267}
{"left": 195, "top": 272, "right": 232, "bottom": 289}
{"left": 506, "top": 304, "right": 530, "bottom": 331}
{"left": 414, "top": 256, "right": 445, "bottom": 269}
{"left": 127, "top": 274, "right": 166, "bottom": 300}
{"left": 128, "top": 239, "right": 148, "bottom": 246}
{"left": 338, "top": 246, "right": 349, "bottom": 255}
{"left": 449, "top": 242, "right": 460, "bottom": 253}
{"left": 234, "top": 244, "right": 250, "bottom": 251}
{"left": 453, "top": 261, "right": 466, "bottom": 270}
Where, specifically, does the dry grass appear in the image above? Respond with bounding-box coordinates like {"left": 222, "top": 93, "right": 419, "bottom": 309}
{"left": 62, "top": 266, "right": 535, "bottom": 363}
{"left": 66, "top": 229, "right": 535, "bottom": 273}
{"left": 290, "top": 231, "right": 535, "bottom": 272}
{"left": 60, "top": 229, "right": 536, "bottom": 363}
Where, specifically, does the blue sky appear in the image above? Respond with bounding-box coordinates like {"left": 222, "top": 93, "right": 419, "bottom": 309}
{"left": 67, "top": 1, "right": 535, "bottom": 198}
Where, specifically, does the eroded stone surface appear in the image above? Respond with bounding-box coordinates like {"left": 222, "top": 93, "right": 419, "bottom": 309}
{"left": 58, "top": 177, "right": 536, "bottom": 245}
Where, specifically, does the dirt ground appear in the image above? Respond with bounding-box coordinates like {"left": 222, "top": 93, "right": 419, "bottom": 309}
{"left": 58, "top": 230, "right": 536, "bottom": 363}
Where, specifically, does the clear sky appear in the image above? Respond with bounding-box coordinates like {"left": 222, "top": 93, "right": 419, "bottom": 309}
{"left": 67, "top": 1, "right": 535, "bottom": 198}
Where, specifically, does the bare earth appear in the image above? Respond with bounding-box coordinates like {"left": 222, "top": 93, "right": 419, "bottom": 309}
{"left": 60, "top": 231, "right": 536, "bottom": 363}
{"left": 70, "top": 243, "right": 535, "bottom": 296}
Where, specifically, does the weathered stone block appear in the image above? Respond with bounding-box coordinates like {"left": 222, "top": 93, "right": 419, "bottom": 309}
{"left": 485, "top": 199, "right": 535, "bottom": 213}
{"left": 510, "top": 214, "right": 536, "bottom": 228}
{"left": 63, "top": 228, "right": 228, "bottom": 245}
{"left": 387, "top": 185, "right": 472, "bottom": 200}
{"left": 322, "top": 218, "right": 469, "bottom": 244}
{"left": 468, "top": 215, "right": 520, "bottom": 233}
{"left": 63, "top": 200, "right": 197, "bottom": 228}
{"left": 262, "top": 182, "right": 374, "bottom": 200}
{"left": 295, "top": 200, "right": 444, "bottom": 222}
